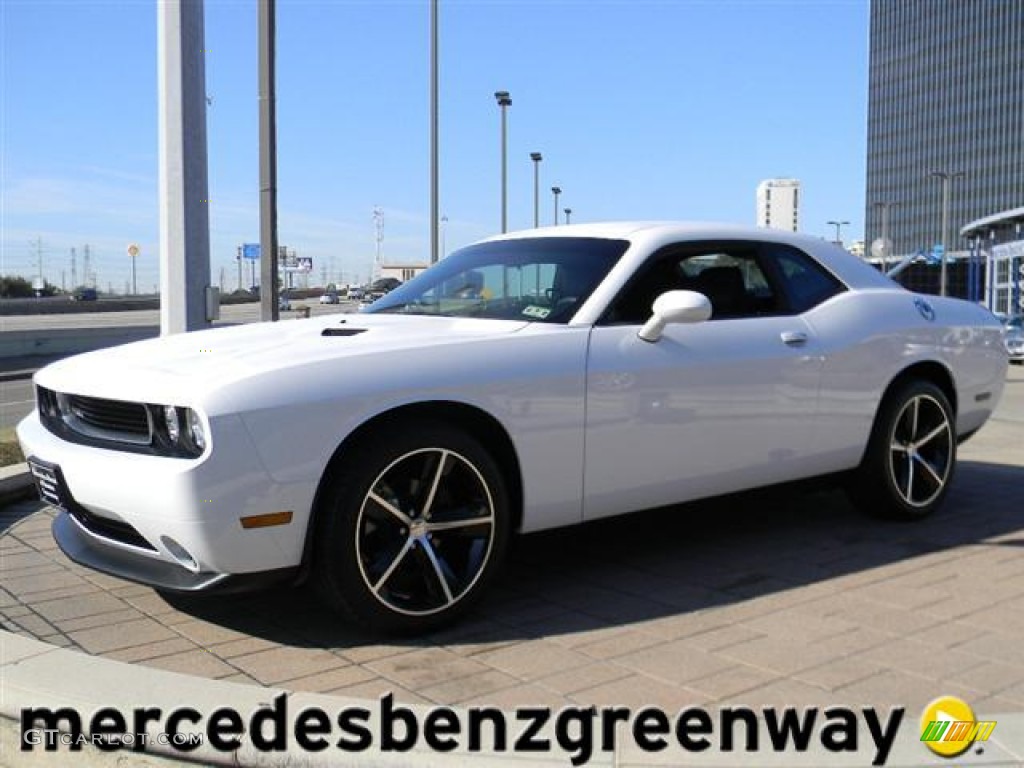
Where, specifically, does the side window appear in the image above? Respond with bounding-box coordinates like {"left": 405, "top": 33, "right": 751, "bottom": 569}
{"left": 602, "top": 243, "right": 781, "bottom": 324}
{"left": 763, "top": 245, "right": 845, "bottom": 313}
{"left": 678, "top": 251, "right": 779, "bottom": 319}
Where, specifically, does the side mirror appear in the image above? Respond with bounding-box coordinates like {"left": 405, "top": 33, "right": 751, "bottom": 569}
{"left": 637, "top": 290, "right": 711, "bottom": 342}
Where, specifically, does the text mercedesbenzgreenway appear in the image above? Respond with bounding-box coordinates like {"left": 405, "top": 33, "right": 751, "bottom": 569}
{"left": 22, "top": 693, "right": 905, "bottom": 766}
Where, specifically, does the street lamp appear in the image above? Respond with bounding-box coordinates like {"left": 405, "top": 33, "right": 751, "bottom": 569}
{"left": 495, "top": 91, "right": 511, "bottom": 233}
{"left": 930, "top": 171, "right": 965, "bottom": 296}
{"left": 552, "top": 186, "right": 562, "bottom": 225}
{"left": 530, "top": 152, "right": 543, "bottom": 228}
{"left": 564, "top": 208, "right": 572, "bottom": 224}
{"left": 827, "top": 220, "right": 850, "bottom": 246}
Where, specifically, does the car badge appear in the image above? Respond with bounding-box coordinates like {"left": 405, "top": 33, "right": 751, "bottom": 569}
{"left": 915, "top": 297, "right": 936, "bottom": 322}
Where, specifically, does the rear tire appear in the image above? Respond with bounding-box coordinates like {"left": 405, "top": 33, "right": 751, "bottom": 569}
{"left": 314, "top": 421, "right": 510, "bottom": 634}
{"left": 850, "top": 380, "right": 956, "bottom": 520}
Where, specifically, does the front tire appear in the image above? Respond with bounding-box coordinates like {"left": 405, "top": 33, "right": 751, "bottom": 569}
{"left": 851, "top": 380, "right": 956, "bottom": 520}
{"left": 314, "top": 421, "right": 510, "bottom": 634}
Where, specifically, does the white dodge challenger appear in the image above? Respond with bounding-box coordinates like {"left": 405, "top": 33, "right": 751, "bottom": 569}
{"left": 19, "top": 222, "right": 1008, "bottom": 633}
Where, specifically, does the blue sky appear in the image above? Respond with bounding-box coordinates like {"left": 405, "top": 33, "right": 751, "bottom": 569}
{"left": 1, "top": 0, "right": 869, "bottom": 293}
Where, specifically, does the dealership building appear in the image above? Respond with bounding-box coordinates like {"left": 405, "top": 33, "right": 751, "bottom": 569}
{"left": 960, "top": 207, "right": 1024, "bottom": 318}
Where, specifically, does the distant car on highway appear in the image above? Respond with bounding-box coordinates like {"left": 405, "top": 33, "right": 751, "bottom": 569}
{"left": 319, "top": 291, "right": 340, "bottom": 305}
{"left": 366, "top": 277, "right": 402, "bottom": 301}
{"left": 72, "top": 288, "right": 97, "bottom": 301}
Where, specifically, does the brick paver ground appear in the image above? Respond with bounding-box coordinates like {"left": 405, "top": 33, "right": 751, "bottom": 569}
{"left": 3, "top": 366, "right": 1022, "bottom": 717}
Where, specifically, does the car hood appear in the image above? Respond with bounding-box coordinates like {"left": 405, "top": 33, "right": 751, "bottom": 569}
{"left": 34, "top": 314, "right": 531, "bottom": 406}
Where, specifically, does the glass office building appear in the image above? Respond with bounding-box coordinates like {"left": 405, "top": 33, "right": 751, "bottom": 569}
{"left": 865, "top": 0, "right": 1024, "bottom": 267}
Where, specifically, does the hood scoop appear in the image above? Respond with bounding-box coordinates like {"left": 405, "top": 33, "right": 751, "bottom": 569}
{"left": 321, "top": 328, "right": 368, "bottom": 337}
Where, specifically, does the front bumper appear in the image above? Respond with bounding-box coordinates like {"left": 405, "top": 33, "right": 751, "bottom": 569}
{"left": 52, "top": 511, "right": 298, "bottom": 593}
{"left": 17, "top": 410, "right": 313, "bottom": 588}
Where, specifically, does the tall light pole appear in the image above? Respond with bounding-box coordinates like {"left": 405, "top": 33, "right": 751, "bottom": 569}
{"left": 564, "top": 208, "right": 572, "bottom": 224}
{"left": 552, "top": 186, "right": 561, "bottom": 225}
{"left": 530, "top": 152, "right": 542, "bottom": 228}
{"left": 441, "top": 214, "right": 448, "bottom": 257}
{"left": 930, "top": 171, "right": 964, "bottom": 296}
{"left": 827, "top": 220, "right": 849, "bottom": 246}
{"left": 495, "top": 90, "right": 511, "bottom": 233}
{"left": 429, "top": 0, "right": 439, "bottom": 263}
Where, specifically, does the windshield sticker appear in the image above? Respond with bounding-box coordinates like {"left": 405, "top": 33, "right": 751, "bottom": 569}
{"left": 522, "top": 305, "right": 551, "bottom": 319}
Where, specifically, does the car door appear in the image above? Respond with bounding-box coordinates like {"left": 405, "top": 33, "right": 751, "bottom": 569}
{"left": 582, "top": 241, "right": 830, "bottom": 521}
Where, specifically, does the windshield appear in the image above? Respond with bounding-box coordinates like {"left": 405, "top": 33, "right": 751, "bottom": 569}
{"left": 365, "top": 237, "right": 629, "bottom": 323}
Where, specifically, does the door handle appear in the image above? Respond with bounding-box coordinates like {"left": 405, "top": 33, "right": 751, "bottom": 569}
{"left": 781, "top": 331, "right": 808, "bottom": 346}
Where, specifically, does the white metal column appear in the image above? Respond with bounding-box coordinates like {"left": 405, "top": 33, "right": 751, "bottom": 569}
{"left": 158, "top": 0, "right": 213, "bottom": 335}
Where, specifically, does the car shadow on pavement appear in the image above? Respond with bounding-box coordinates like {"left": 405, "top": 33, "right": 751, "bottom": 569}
{"left": 155, "top": 458, "right": 1024, "bottom": 651}
{"left": 0, "top": 499, "right": 38, "bottom": 535}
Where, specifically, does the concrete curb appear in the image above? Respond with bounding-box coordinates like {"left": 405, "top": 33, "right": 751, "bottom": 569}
{"left": 0, "top": 370, "right": 36, "bottom": 383}
{"left": 0, "top": 464, "right": 33, "bottom": 507}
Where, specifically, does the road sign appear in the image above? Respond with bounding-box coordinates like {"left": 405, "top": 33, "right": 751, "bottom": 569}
{"left": 242, "top": 243, "right": 261, "bottom": 260}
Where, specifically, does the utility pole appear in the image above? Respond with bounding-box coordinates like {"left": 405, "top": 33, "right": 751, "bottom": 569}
{"left": 71, "top": 247, "right": 78, "bottom": 289}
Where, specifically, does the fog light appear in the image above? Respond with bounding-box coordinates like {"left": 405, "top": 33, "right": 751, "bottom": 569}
{"left": 161, "top": 536, "right": 199, "bottom": 573}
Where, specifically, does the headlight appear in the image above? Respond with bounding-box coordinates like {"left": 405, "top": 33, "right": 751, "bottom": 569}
{"left": 186, "top": 408, "right": 206, "bottom": 452}
{"left": 153, "top": 405, "right": 207, "bottom": 458}
{"left": 163, "top": 405, "right": 180, "bottom": 443}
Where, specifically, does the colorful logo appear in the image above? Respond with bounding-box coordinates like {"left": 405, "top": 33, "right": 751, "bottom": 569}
{"left": 920, "top": 695, "right": 996, "bottom": 758}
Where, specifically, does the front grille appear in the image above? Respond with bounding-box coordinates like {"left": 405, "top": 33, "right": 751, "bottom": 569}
{"left": 38, "top": 386, "right": 153, "bottom": 447}
{"left": 66, "top": 395, "right": 150, "bottom": 437}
